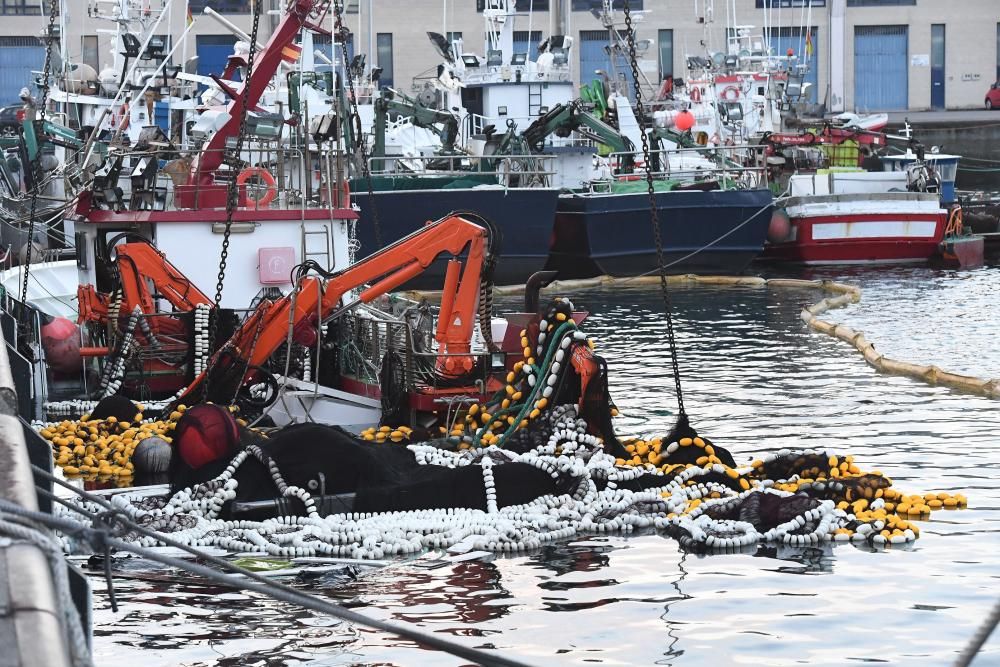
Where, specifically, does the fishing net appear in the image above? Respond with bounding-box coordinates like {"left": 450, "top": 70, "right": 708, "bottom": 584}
{"left": 49, "top": 298, "right": 966, "bottom": 557}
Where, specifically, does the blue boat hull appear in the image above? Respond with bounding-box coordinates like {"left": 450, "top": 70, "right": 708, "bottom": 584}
{"left": 351, "top": 187, "right": 560, "bottom": 288}
{"left": 547, "top": 189, "right": 774, "bottom": 277}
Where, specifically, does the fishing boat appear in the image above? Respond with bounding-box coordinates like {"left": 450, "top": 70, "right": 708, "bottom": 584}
{"left": 760, "top": 123, "right": 971, "bottom": 265}
{"left": 356, "top": 0, "right": 773, "bottom": 282}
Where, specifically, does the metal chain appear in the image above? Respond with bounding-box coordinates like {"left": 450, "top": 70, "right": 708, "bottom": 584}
{"left": 205, "top": 1, "right": 261, "bottom": 400}
{"left": 622, "top": 0, "right": 686, "bottom": 416}
{"left": 18, "top": 0, "right": 59, "bottom": 326}
{"left": 215, "top": 3, "right": 261, "bottom": 307}
{"left": 333, "top": 0, "right": 383, "bottom": 249}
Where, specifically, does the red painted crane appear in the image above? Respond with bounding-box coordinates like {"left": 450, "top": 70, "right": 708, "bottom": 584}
{"left": 180, "top": 0, "right": 332, "bottom": 207}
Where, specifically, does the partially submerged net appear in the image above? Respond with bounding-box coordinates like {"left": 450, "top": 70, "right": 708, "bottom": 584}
{"left": 49, "top": 298, "right": 966, "bottom": 557}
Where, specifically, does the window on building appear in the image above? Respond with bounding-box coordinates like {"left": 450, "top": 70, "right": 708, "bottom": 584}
{"left": 477, "top": 0, "right": 549, "bottom": 11}
{"left": 315, "top": 32, "right": 355, "bottom": 74}
{"left": 846, "top": 0, "right": 914, "bottom": 6}
{"left": 377, "top": 33, "right": 393, "bottom": 88}
{"left": 658, "top": 29, "right": 673, "bottom": 81}
{"left": 1, "top": 0, "right": 60, "bottom": 15}
{"left": 442, "top": 32, "right": 463, "bottom": 62}
{"left": 82, "top": 35, "right": 99, "bottom": 72}
{"left": 572, "top": 0, "right": 642, "bottom": 9}
{"left": 755, "top": 1, "right": 824, "bottom": 7}
{"left": 756, "top": 0, "right": 826, "bottom": 9}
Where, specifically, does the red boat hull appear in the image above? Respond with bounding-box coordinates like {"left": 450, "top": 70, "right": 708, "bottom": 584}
{"left": 763, "top": 211, "right": 947, "bottom": 264}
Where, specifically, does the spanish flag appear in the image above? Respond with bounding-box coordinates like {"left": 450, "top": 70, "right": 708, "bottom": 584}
{"left": 281, "top": 43, "right": 303, "bottom": 63}
{"left": 186, "top": 4, "right": 193, "bottom": 27}
{"left": 805, "top": 30, "right": 813, "bottom": 59}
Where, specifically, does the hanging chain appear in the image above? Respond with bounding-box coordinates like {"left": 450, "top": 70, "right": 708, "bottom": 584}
{"left": 622, "top": 0, "right": 686, "bottom": 416}
{"left": 19, "top": 0, "right": 59, "bottom": 327}
{"left": 215, "top": 3, "right": 261, "bottom": 307}
{"left": 204, "top": 1, "right": 261, "bottom": 401}
{"left": 333, "top": 0, "right": 383, "bottom": 249}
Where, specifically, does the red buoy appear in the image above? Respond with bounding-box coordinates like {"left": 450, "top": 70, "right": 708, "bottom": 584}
{"left": 675, "top": 109, "right": 696, "bottom": 132}
{"left": 40, "top": 316, "right": 81, "bottom": 374}
{"left": 767, "top": 209, "right": 792, "bottom": 244}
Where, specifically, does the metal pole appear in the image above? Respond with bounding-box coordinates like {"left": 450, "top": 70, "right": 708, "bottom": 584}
{"left": 203, "top": 7, "right": 265, "bottom": 51}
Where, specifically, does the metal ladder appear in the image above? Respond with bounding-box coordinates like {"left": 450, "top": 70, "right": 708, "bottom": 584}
{"left": 301, "top": 225, "right": 333, "bottom": 271}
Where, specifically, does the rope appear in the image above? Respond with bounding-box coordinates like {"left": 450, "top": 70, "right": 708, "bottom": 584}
{"left": 0, "top": 515, "right": 93, "bottom": 667}
{"left": 622, "top": 0, "right": 686, "bottom": 417}
{"left": 17, "top": 468, "right": 537, "bottom": 667}
{"left": 620, "top": 200, "right": 774, "bottom": 284}
{"left": 953, "top": 597, "right": 1000, "bottom": 667}
{"left": 18, "top": 0, "right": 59, "bottom": 327}
{"left": 333, "top": 0, "right": 383, "bottom": 249}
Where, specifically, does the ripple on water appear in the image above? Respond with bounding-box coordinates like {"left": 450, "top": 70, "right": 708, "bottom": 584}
{"left": 88, "top": 264, "right": 1000, "bottom": 666}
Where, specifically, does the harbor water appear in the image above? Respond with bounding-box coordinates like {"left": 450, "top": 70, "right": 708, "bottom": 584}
{"left": 84, "top": 261, "right": 1000, "bottom": 666}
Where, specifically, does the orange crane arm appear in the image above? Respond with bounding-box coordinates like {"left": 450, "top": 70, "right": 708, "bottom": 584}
{"left": 77, "top": 242, "right": 213, "bottom": 324}
{"left": 115, "top": 242, "right": 214, "bottom": 314}
{"left": 176, "top": 213, "right": 493, "bottom": 404}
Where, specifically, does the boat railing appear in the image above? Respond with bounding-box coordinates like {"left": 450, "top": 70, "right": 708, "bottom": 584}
{"left": 85, "top": 141, "right": 351, "bottom": 214}
{"left": 367, "top": 153, "right": 557, "bottom": 188}
{"left": 605, "top": 144, "right": 768, "bottom": 189}
{"left": 337, "top": 307, "right": 495, "bottom": 395}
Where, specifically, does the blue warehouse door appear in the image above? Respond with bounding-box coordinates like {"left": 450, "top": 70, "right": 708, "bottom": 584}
{"left": 854, "top": 26, "right": 908, "bottom": 111}
{"left": 766, "top": 27, "right": 818, "bottom": 103}
{"left": 579, "top": 30, "right": 635, "bottom": 103}
{"left": 314, "top": 33, "right": 355, "bottom": 73}
{"left": 513, "top": 30, "right": 542, "bottom": 62}
{"left": 0, "top": 37, "right": 44, "bottom": 104}
{"left": 196, "top": 34, "right": 239, "bottom": 80}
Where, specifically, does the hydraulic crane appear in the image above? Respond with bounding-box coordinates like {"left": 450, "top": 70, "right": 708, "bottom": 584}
{"left": 182, "top": 0, "right": 333, "bottom": 207}
{"left": 77, "top": 238, "right": 213, "bottom": 326}
{"left": 156, "top": 212, "right": 496, "bottom": 406}
{"left": 521, "top": 101, "right": 635, "bottom": 154}
{"left": 371, "top": 88, "right": 461, "bottom": 160}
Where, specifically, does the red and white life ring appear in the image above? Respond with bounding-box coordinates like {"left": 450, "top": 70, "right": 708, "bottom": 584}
{"left": 690, "top": 86, "right": 702, "bottom": 103}
{"left": 237, "top": 167, "right": 278, "bottom": 208}
{"left": 721, "top": 86, "right": 741, "bottom": 102}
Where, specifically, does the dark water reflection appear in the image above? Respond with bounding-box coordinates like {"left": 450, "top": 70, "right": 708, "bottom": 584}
{"left": 90, "top": 264, "right": 1000, "bottom": 666}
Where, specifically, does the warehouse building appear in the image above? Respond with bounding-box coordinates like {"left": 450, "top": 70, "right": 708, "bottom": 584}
{"left": 0, "top": 0, "right": 997, "bottom": 112}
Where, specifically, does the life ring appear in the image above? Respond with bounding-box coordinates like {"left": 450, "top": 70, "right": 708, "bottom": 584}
{"left": 721, "top": 86, "right": 740, "bottom": 102}
{"left": 690, "top": 86, "right": 702, "bottom": 103}
{"left": 237, "top": 167, "right": 277, "bottom": 208}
